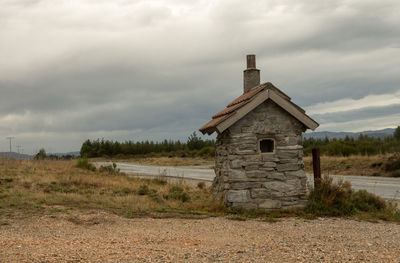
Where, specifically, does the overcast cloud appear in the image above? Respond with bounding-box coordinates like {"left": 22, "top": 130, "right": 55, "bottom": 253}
{"left": 1, "top": 0, "right": 400, "bottom": 154}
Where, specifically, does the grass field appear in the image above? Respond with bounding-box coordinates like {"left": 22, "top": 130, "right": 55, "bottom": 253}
{"left": 0, "top": 159, "right": 224, "bottom": 220}
{"left": 1, "top": 158, "right": 399, "bottom": 224}
{"left": 103, "top": 154, "right": 400, "bottom": 177}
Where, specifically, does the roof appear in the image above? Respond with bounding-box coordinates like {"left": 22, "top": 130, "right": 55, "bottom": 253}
{"left": 199, "top": 82, "right": 319, "bottom": 135}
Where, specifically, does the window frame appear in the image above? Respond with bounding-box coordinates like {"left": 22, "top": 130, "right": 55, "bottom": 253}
{"left": 258, "top": 138, "right": 275, "bottom": 154}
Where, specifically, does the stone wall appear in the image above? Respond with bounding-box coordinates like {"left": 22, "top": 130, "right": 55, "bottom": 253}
{"left": 213, "top": 100, "right": 308, "bottom": 210}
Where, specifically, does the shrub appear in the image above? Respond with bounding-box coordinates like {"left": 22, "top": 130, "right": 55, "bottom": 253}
{"left": 99, "top": 162, "right": 120, "bottom": 174}
{"left": 164, "top": 186, "right": 190, "bottom": 202}
{"left": 137, "top": 185, "right": 150, "bottom": 195}
{"left": 197, "top": 182, "right": 206, "bottom": 189}
{"left": 151, "top": 177, "right": 167, "bottom": 185}
{"left": 391, "top": 171, "right": 400, "bottom": 178}
{"left": 306, "top": 176, "right": 388, "bottom": 216}
{"left": 384, "top": 154, "right": 400, "bottom": 171}
{"left": 352, "top": 190, "right": 386, "bottom": 212}
{"left": 76, "top": 158, "right": 96, "bottom": 171}
{"left": 196, "top": 146, "right": 215, "bottom": 157}
{"left": 35, "top": 149, "right": 47, "bottom": 160}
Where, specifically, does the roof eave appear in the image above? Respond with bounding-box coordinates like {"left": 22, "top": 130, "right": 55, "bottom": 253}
{"left": 215, "top": 89, "right": 319, "bottom": 133}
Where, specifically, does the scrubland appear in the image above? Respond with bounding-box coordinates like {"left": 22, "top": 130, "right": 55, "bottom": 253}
{"left": 2, "top": 158, "right": 400, "bottom": 262}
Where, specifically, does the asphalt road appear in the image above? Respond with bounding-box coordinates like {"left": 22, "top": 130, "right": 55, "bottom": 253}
{"left": 94, "top": 162, "right": 400, "bottom": 201}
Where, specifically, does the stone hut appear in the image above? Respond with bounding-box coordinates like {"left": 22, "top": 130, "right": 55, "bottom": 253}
{"left": 199, "top": 55, "right": 319, "bottom": 210}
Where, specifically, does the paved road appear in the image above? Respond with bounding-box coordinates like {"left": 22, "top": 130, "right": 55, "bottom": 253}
{"left": 94, "top": 162, "right": 400, "bottom": 201}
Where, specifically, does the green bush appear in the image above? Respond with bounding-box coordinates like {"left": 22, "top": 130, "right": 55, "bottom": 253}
{"left": 384, "top": 154, "right": 400, "bottom": 171}
{"left": 138, "top": 185, "right": 150, "bottom": 195}
{"left": 306, "top": 176, "right": 387, "bottom": 216}
{"left": 76, "top": 158, "right": 96, "bottom": 171}
{"left": 164, "top": 186, "right": 190, "bottom": 202}
{"left": 196, "top": 146, "right": 215, "bottom": 157}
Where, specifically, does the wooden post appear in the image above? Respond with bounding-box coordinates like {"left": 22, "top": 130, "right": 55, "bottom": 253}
{"left": 312, "top": 148, "right": 321, "bottom": 188}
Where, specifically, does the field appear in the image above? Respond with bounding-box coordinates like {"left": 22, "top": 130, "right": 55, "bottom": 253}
{"left": 0, "top": 159, "right": 223, "bottom": 221}
{"left": 1, "top": 159, "right": 400, "bottom": 262}
{"left": 303, "top": 154, "right": 400, "bottom": 177}
{"left": 106, "top": 154, "right": 400, "bottom": 177}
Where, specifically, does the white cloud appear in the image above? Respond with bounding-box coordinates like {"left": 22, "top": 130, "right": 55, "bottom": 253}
{"left": 306, "top": 90, "right": 400, "bottom": 115}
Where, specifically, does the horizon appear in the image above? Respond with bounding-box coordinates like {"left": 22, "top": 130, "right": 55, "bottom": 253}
{"left": 1, "top": 126, "right": 397, "bottom": 155}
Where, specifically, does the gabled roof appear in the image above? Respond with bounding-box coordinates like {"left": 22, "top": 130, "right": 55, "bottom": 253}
{"left": 199, "top": 82, "right": 319, "bottom": 135}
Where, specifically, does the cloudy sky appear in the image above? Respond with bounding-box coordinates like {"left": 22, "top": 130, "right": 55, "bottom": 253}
{"left": 1, "top": 0, "right": 400, "bottom": 154}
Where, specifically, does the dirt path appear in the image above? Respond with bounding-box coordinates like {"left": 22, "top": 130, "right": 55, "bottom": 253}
{"left": 1, "top": 211, "right": 400, "bottom": 262}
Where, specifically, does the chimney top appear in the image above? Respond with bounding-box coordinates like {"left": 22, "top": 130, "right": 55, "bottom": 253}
{"left": 243, "top": 54, "right": 260, "bottom": 93}
{"left": 246, "top": 54, "right": 256, "bottom": 69}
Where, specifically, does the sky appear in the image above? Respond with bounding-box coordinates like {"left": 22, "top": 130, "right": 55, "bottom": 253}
{"left": 0, "top": 0, "right": 400, "bottom": 154}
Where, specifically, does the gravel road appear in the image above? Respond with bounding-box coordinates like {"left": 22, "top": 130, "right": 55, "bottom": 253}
{"left": 94, "top": 162, "right": 400, "bottom": 201}
{"left": 1, "top": 210, "right": 400, "bottom": 263}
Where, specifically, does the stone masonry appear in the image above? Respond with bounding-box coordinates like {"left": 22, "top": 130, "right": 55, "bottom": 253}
{"left": 213, "top": 100, "right": 308, "bottom": 210}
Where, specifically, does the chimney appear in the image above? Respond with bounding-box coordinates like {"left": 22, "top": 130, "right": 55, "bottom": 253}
{"left": 243, "top": 54, "right": 260, "bottom": 93}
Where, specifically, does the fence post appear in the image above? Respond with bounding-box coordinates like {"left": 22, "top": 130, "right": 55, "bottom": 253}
{"left": 312, "top": 148, "right": 321, "bottom": 188}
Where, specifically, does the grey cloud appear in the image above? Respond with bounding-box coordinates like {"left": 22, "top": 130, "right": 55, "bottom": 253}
{"left": 311, "top": 104, "right": 400, "bottom": 124}
{"left": 1, "top": 0, "right": 400, "bottom": 153}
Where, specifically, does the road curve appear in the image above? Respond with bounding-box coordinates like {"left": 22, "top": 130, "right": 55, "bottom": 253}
{"left": 94, "top": 162, "right": 400, "bottom": 201}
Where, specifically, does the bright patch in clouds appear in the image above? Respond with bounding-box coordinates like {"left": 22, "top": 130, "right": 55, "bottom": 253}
{"left": 307, "top": 90, "right": 400, "bottom": 115}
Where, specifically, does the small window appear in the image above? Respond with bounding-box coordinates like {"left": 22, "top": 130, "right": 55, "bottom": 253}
{"left": 260, "top": 139, "right": 274, "bottom": 153}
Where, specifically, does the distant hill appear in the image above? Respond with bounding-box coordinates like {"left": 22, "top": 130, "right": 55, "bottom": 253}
{"left": 0, "top": 152, "right": 33, "bottom": 160}
{"left": 304, "top": 128, "right": 396, "bottom": 140}
{"left": 48, "top": 151, "right": 80, "bottom": 157}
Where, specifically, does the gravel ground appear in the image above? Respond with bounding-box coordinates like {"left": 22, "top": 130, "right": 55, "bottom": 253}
{"left": 1, "top": 211, "right": 400, "bottom": 263}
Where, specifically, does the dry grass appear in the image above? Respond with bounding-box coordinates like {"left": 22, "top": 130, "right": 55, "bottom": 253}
{"left": 0, "top": 159, "right": 224, "bottom": 219}
{"left": 93, "top": 156, "right": 215, "bottom": 167}
{"left": 303, "top": 154, "right": 396, "bottom": 177}
{"left": 98, "top": 154, "right": 396, "bottom": 177}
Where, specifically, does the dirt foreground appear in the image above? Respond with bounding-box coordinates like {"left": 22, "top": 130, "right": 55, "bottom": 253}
{"left": 1, "top": 211, "right": 400, "bottom": 263}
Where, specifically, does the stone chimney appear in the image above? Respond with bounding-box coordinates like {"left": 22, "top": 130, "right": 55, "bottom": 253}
{"left": 243, "top": 54, "right": 260, "bottom": 93}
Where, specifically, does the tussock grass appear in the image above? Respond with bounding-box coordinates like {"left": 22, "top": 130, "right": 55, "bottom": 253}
{"left": 1, "top": 159, "right": 399, "bottom": 223}
{"left": 306, "top": 176, "right": 400, "bottom": 221}
{"left": 303, "top": 154, "right": 400, "bottom": 177}
{"left": 94, "top": 156, "right": 214, "bottom": 167}
{"left": 0, "top": 159, "right": 224, "bottom": 218}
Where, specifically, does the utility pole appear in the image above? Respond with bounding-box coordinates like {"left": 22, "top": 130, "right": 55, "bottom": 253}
{"left": 16, "top": 145, "right": 22, "bottom": 155}
{"left": 6, "top": 137, "right": 15, "bottom": 153}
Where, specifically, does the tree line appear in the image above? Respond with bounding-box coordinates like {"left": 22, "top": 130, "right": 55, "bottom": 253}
{"left": 303, "top": 126, "right": 400, "bottom": 156}
{"left": 80, "top": 132, "right": 216, "bottom": 158}
{"left": 80, "top": 127, "right": 400, "bottom": 158}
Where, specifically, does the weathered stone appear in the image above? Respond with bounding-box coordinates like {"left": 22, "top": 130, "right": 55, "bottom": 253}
{"left": 243, "top": 155, "right": 262, "bottom": 162}
{"left": 245, "top": 165, "right": 259, "bottom": 171}
{"left": 230, "top": 202, "right": 258, "bottom": 209}
{"left": 261, "top": 155, "right": 279, "bottom": 162}
{"left": 246, "top": 171, "right": 268, "bottom": 178}
{"left": 262, "top": 162, "right": 277, "bottom": 168}
{"left": 230, "top": 159, "right": 243, "bottom": 169}
{"left": 228, "top": 169, "right": 246, "bottom": 181}
{"left": 276, "top": 163, "right": 302, "bottom": 172}
{"left": 285, "top": 170, "right": 306, "bottom": 178}
{"left": 251, "top": 188, "right": 271, "bottom": 199}
{"left": 276, "top": 145, "right": 303, "bottom": 150}
{"left": 276, "top": 150, "right": 299, "bottom": 159}
{"left": 263, "top": 181, "right": 289, "bottom": 192}
{"left": 278, "top": 158, "right": 300, "bottom": 164}
{"left": 231, "top": 182, "right": 263, "bottom": 190}
{"left": 226, "top": 190, "right": 250, "bottom": 203}
{"left": 232, "top": 149, "right": 257, "bottom": 155}
{"left": 259, "top": 199, "right": 281, "bottom": 209}
{"left": 266, "top": 172, "right": 285, "bottom": 180}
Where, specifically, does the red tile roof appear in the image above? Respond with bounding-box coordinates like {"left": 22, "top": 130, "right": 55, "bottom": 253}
{"left": 199, "top": 82, "right": 319, "bottom": 135}
{"left": 199, "top": 85, "right": 266, "bottom": 134}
